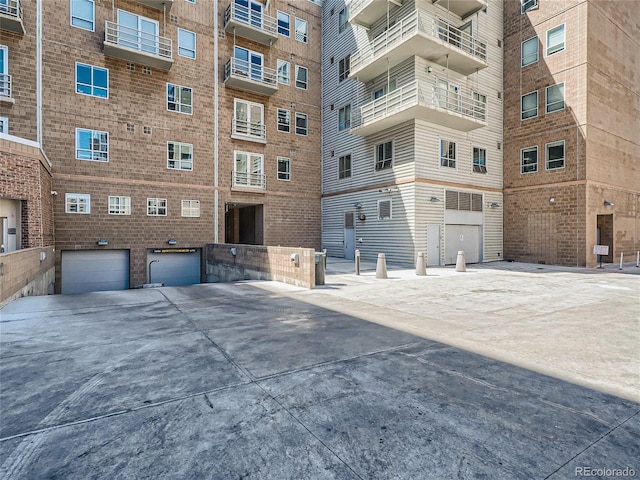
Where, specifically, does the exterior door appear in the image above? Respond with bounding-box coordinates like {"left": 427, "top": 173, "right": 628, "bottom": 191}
{"left": 445, "top": 225, "right": 481, "bottom": 264}
{"left": 233, "top": 47, "right": 262, "bottom": 80}
{"left": 0, "top": 46, "right": 8, "bottom": 98}
{"left": 61, "top": 250, "right": 130, "bottom": 294}
{"left": 147, "top": 250, "right": 201, "bottom": 286}
{"left": 234, "top": 99, "right": 263, "bottom": 138}
{"left": 426, "top": 224, "right": 441, "bottom": 266}
{"left": 117, "top": 10, "right": 159, "bottom": 54}
{"left": 344, "top": 212, "right": 355, "bottom": 260}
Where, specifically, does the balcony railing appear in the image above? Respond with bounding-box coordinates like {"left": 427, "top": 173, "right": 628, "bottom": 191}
{"left": 104, "top": 21, "right": 173, "bottom": 70}
{"left": 232, "top": 171, "right": 266, "bottom": 190}
{"left": 224, "top": 2, "right": 278, "bottom": 46}
{"left": 231, "top": 118, "right": 267, "bottom": 143}
{"left": 350, "top": 78, "right": 486, "bottom": 135}
{"left": 349, "top": 9, "right": 487, "bottom": 81}
{"left": 224, "top": 57, "right": 278, "bottom": 96}
{"left": 0, "top": 74, "right": 12, "bottom": 101}
{"left": 0, "top": 0, "right": 25, "bottom": 34}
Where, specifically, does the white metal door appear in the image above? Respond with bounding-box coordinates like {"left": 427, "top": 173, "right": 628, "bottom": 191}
{"left": 344, "top": 212, "right": 355, "bottom": 260}
{"left": 445, "top": 225, "right": 481, "bottom": 264}
{"left": 426, "top": 224, "right": 441, "bottom": 266}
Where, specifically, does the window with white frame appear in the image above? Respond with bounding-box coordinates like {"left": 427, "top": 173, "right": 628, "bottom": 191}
{"left": 76, "top": 128, "right": 108, "bottom": 162}
{"left": 234, "top": 98, "right": 264, "bottom": 140}
{"left": 521, "top": 0, "right": 538, "bottom": 13}
{"left": 378, "top": 199, "right": 392, "bottom": 220}
{"left": 547, "top": 24, "right": 565, "bottom": 56}
{"left": 473, "top": 92, "right": 487, "bottom": 120}
{"left": 521, "top": 146, "right": 538, "bottom": 174}
{"left": 234, "top": 151, "right": 264, "bottom": 188}
{"left": 71, "top": 0, "right": 95, "bottom": 31}
{"left": 0, "top": 117, "right": 7, "bottom": 134}
{"left": 65, "top": 193, "right": 91, "bottom": 214}
{"left": 181, "top": 200, "right": 200, "bottom": 217}
{"left": 375, "top": 141, "right": 393, "bottom": 171}
{"left": 277, "top": 59, "right": 290, "bottom": 85}
{"left": 338, "top": 104, "right": 351, "bottom": 131}
{"left": 167, "top": 141, "right": 193, "bottom": 171}
{"left": 108, "top": 196, "right": 131, "bottom": 215}
{"left": 177, "top": 28, "right": 196, "bottom": 59}
{"left": 521, "top": 91, "right": 538, "bottom": 120}
{"left": 546, "top": 83, "right": 565, "bottom": 114}
{"left": 295, "top": 65, "right": 308, "bottom": 89}
{"left": 546, "top": 141, "right": 565, "bottom": 170}
{"left": 338, "top": 55, "right": 350, "bottom": 83}
{"left": 521, "top": 36, "right": 538, "bottom": 67}
{"left": 277, "top": 108, "right": 290, "bottom": 133}
{"left": 295, "top": 112, "right": 308, "bottom": 136}
{"left": 186, "top": 0, "right": 195, "bottom": 3}
{"left": 473, "top": 147, "right": 487, "bottom": 173}
{"left": 295, "top": 17, "right": 308, "bottom": 43}
{"left": 373, "top": 79, "right": 396, "bottom": 99}
{"left": 76, "top": 63, "right": 108, "bottom": 98}
{"left": 440, "top": 139, "right": 456, "bottom": 168}
{"left": 338, "top": 154, "right": 351, "bottom": 179}
{"left": 338, "top": 7, "right": 349, "bottom": 34}
{"left": 277, "top": 11, "right": 290, "bottom": 36}
{"left": 147, "top": 198, "right": 167, "bottom": 216}
{"left": 277, "top": 157, "right": 291, "bottom": 180}
{"left": 167, "top": 83, "right": 192, "bottom": 114}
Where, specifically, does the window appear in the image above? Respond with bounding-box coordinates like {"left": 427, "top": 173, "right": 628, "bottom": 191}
{"left": 277, "top": 157, "right": 291, "bottom": 180}
{"left": 521, "top": 0, "right": 538, "bottom": 13}
{"left": 181, "top": 200, "right": 200, "bottom": 217}
{"left": 378, "top": 199, "right": 392, "bottom": 220}
{"left": 295, "top": 17, "right": 308, "bottom": 43}
{"left": 338, "top": 7, "right": 349, "bottom": 34}
{"left": 277, "top": 109, "right": 290, "bottom": 133}
{"left": 473, "top": 92, "right": 487, "bottom": 120}
{"left": 473, "top": 147, "right": 487, "bottom": 173}
{"left": 440, "top": 139, "right": 456, "bottom": 168}
{"left": 547, "top": 24, "right": 565, "bottom": 56}
{"left": 147, "top": 198, "right": 167, "bottom": 216}
{"left": 521, "top": 146, "right": 538, "bottom": 174}
{"left": 338, "top": 55, "right": 350, "bottom": 83}
{"left": 76, "top": 128, "right": 108, "bottom": 162}
{"left": 65, "top": 193, "right": 91, "bottom": 214}
{"left": 546, "top": 83, "right": 565, "bottom": 114}
{"left": 0, "top": 117, "right": 7, "bottom": 134}
{"left": 277, "top": 59, "right": 290, "bottom": 85}
{"left": 71, "top": 0, "right": 94, "bottom": 31}
{"left": 108, "top": 196, "right": 131, "bottom": 215}
{"left": 521, "top": 36, "right": 538, "bottom": 67}
{"left": 234, "top": 151, "right": 264, "bottom": 188}
{"left": 546, "top": 141, "right": 565, "bottom": 170}
{"left": 167, "top": 141, "right": 193, "bottom": 171}
{"left": 75, "top": 63, "right": 108, "bottom": 98}
{"left": 373, "top": 80, "right": 396, "bottom": 99}
{"left": 234, "top": 98, "right": 264, "bottom": 140}
{"left": 277, "top": 11, "right": 290, "bottom": 36}
{"left": 338, "top": 154, "right": 351, "bottom": 179}
{"left": 375, "top": 141, "right": 393, "bottom": 171}
{"left": 295, "top": 65, "right": 308, "bottom": 89}
{"left": 521, "top": 91, "right": 538, "bottom": 120}
{"left": 167, "top": 83, "right": 192, "bottom": 114}
{"left": 295, "top": 112, "right": 308, "bottom": 136}
{"left": 177, "top": 29, "right": 196, "bottom": 59}
{"left": 338, "top": 105, "right": 351, "bottom": 131}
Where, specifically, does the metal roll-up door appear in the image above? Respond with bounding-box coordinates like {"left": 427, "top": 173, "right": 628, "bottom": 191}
{"left": 61, "top": 250, "right": 130, "bottom": 294}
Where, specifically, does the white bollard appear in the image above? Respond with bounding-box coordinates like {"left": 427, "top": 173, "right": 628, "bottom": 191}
{"left": 355, "top": 249, "right": 361, "bottom": 276}
{"left": 619, "top": 252, "right": 624, "bottom": 270}
{"left": 455, "top": 251, "right": 466, "bottom": 272}
{"left": 415, "top": 252, "right": 426, "bottom": 276}
{"left": 376, "top": 253, "right": 388, "bottom": 279}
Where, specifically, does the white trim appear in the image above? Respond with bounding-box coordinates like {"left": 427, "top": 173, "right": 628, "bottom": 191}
{"left": 277, "top": 10, "right": 290, "bottom": 37}
{"left": 439, "top": 138, "right": 457, "bottom": 169}
{"left": 546, "top": 23, "right": 566, "bottom": 56}
{"left": 277, "top": 156, "right": 291, "bottom": 181}
{"left": 545, "top": 82, "right": 565, "bottom": 114}
{"left": 167, "top": 140, "right": 194, "bottom": 171}
{"left": 147, "top": 198, "right": 168, "bottom": 216}
{"left": 521, "top": 35, "right": 539, "bottom": 67}
{"left": 295, "top": 65, "right": 308, "bottom": 90}
{"left": 108, "top": 196, "right": 132, "bottom": 215}
{"left": 520, "top": 145, "right": 538, "bottom": 174}
{"left": 374, "top": 139, "right": 393, "bottom": 172}
{"left": 166, "top": 82, "right": 193, "bottom": 115}
{"left": 521, "top": 90, "right": 538, "bottom": 120}
{"left": 295, "top": 112, "right": 308, "bottom": 136}
{"left": 0, "top": 117, "right": 7, "bottom": 134}
{"left": 277, "top": 59, "right": 290, "bottom": 85}
{"left": 545, "top": 140, "right": 566, "bottom": 171}
{"left": 75, "top": 62, "right": 109, "bottom": 99}
{"left": 70, "top": 0, "right": 95, "bottom": 32}
{"left": 338, "top": 104, "right": 351, "bottom": 132}
{"left": 277, "top": 108, "right": 290, "bottom": 133}
{"left": 181, "top": 199, "right": 200, "bottom": 217}
{"left": 177, "top": 28, "right": 197, "bottom": 59}
{"left": 65, "top": 193, "right": 91, "bottom": 214}
{"left": 75, "top": 127, "right": 109, "bottom": 162}
{"left": 338, "top": 153, "right": 352, "bottom": 180}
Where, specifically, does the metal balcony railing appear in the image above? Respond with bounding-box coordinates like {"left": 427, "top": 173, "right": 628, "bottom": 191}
{"left": 350, "top": 9, "right": 487, "bottom": 73}
{"left": 232, "top": 118, "right": 267, "bottom": 142}
{"left": 0, "top": 74, "right": 11, "bottom": 99}
{"left": 232, "top": 171, "right": 266, "bottom": 190}
{"left": 225, "top": 2, "right": 277, "bottom": 36}
{"left": 104, "top": 21, "right": 173, "bottom": 60}
{"left": 224, "top": 57, "right": 277, "bottom": 88}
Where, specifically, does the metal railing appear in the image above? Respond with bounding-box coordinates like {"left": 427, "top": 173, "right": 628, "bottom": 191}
{"left": 232, "top": 171, "right": 266, "bottom": 190}
{"left": 352, "top": 78, "right": 487, "bottom": 128}
{"left": 104, "top": 21, "right": 173, "bottom": 60}
{"left": 0, "top": 74, "right": 11, "bottom": 99}
{"left": 350, "top": 9, "right": 487, "bottom": 73}
{"left": 224, "top": 1, "right": 277, "bottom": 36}
{"left": 0, "top": 0, "right": 21, "bottom": 18}
{"left": 224, "top": 57, "right": 277, "bottom": 87}
{"left": 232, "top": 118, "right": 266, "bottom": 141}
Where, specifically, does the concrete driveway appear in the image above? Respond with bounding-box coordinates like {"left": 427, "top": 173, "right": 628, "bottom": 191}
{"left": 0, "top": 264, "right": 639, "bottom": 479}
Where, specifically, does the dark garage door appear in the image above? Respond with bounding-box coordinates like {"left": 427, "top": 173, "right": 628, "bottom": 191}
{"left": 146, "top": 249, "right": 201, "bottom": 286}
{"left": 61, "top": 250, "right": 130, "bottom": 294}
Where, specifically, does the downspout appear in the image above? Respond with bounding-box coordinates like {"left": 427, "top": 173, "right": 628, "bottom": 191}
{"left": 214, "top": 0, "right": 219, "bottom": 243}
{"left": 36, "top": 0, "right": 42, "bottom": 145}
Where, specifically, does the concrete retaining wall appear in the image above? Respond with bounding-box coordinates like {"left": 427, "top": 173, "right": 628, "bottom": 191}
{"left": 0, "top": 246, "right": 56, "bottom": 307}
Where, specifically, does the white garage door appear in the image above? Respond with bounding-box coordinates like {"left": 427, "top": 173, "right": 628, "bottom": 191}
{"left": 146, "top": 249, "right": 201, "bottom": 286}
{"left": 445, "top": 225, "right": 482, "bottom": 265}
{"left": 61, "top": 250, "right": 130, "bottom": 294}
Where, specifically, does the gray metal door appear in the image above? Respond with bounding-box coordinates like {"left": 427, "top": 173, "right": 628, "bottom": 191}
{"left": 147, "top": 250, "right": 201, "bottom": 286}
{"left": 445, "top": 225, "right": 481, "bottom": 264}
{"left": 426, "top": 224, "right": 441, "bottom": 266}
{"left": 61, "top": 250, "right": 130, "bottom": 294}
{"left": 343, "top": 212, "right": 355, "bottom": 260}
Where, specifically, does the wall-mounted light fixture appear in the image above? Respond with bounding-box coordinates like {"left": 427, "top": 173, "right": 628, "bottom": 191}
{"left": 167, "top": 238, "right": 177, "bottom": 245}
{"left": 50, "top": 191, "right": 58, "bottom": 196}
{"left": 430, "top": 196, "right": 441, "bottom": 202}
{"left": 603, "top": 200, "right": 614, "bottom": 207}
{"left": 549, "top": 197, "right": 555, "bottom": 203}
{"left": 97, "top": 239, "right": 109, "bottom": 246}
{"left": 354, "top": 202, "right": 363, "bottom": 209}
{"left": 489, "top": 202, "right": 501, "bottom": 208}
{"left": 230, "top": 247, "right": 237, "bottom": 256}
{"left": 426, "top": 66, "right": 433, "bottom": 73}
{"left": 358, "top": 214, "right": 366, "bottom": 221}
{"left": 378, "top": 187, "right": 399, "bottom": 194}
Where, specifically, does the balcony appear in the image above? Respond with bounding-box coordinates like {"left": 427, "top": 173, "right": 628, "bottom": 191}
{"left": 432, "top": 0, "right": 487, "bottom": 19}
{"left": 134, "top": 0, "right": 173, "bottom": 12}
{"left": 349, "top": 0, "right": 402, "bottom": 29}
{"left": 104, "top": 21, "right": 173, "bottom": 71}
{"left": 0, "top": 0, "right": 25, "bottom": 35}
{"left": 0, "top": 74, "right": 13, "bottom": 104}
{"left": 350, "top": 78, "right": 487, "bottom": 136}
{"left": 224, "top": 58, "right": 278, "bottom": 96}
{"left": 231, "top": 118, "right": 267, "bottom": 143}
{"left": 224, "top": 2, "right": 278, "bottom": 46}
{"left": 349, "top": 9, "right": 487, "bottom": 82}
{"left": 232, "top": 171, "right": 266, "bottom": 191}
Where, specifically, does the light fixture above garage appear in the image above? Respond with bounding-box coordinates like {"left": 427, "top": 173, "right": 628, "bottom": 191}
{"left": 167, "top": 238, "right": 177, "bottom": 245}
{"left": 96, "top": 239, "right": 108, "bottom": 246}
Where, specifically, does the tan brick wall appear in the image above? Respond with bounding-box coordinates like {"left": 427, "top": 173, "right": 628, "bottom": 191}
{"left": 0, "top": 246, "right": 55, "bottom": 306}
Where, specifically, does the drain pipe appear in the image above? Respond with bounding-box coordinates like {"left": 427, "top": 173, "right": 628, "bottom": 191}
{"left": 36, "top": 0, "right": 42, "bottom": 144}
{"left": 213, "top": 0, "right": 219, "bottom": 243}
